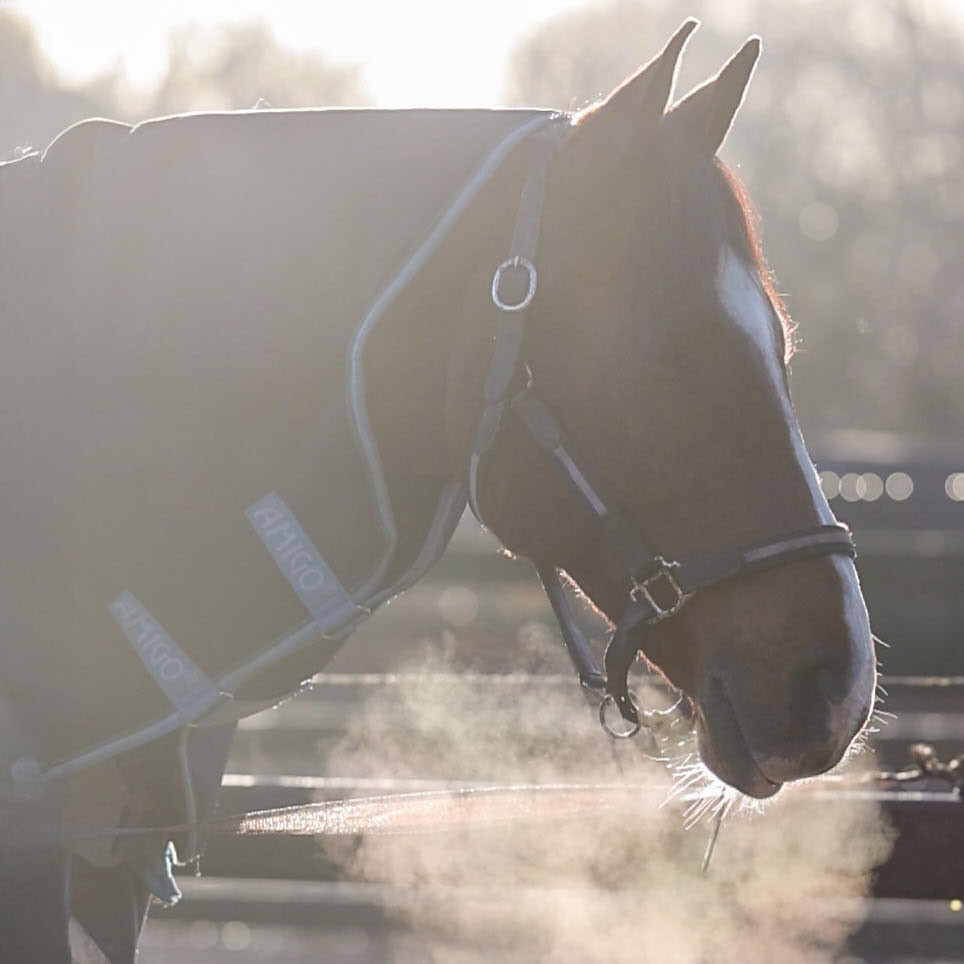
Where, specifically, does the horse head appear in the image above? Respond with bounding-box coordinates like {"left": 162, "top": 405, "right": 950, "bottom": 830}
{"left": 450, "top": 22, "right": 875, "bottom": 798}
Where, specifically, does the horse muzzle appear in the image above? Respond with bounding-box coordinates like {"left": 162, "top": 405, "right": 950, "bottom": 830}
{"left": 695, "top": 639, "right": 876, "bottom": 798}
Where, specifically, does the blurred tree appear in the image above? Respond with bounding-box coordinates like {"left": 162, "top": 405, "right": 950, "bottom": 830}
{"left": 0, "top": 10, "right": 106, "bottom": 157}
{"left": 507, "top": 0, "right": 964, "bottom": 439}
{"left": 0, "top": 14, "right": 369, "bottom": 158}
{"left": 144, "top": 21, "right": 368, "bottom": 115}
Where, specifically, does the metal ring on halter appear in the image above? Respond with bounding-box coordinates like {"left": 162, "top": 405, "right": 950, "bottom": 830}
{"left": 599, "top": 692, "right": 643, "bottom": 739}
{"left": 491, "top": 256, "right": 538, "bottom": 312}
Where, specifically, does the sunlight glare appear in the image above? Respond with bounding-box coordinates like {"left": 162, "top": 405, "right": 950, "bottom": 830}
{"left": 8, "top": 0, "right": 589, "bottom": 107}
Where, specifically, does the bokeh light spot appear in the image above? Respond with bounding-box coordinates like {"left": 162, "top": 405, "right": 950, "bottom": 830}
{"left": 839, "top": 472, "right": 865, "bottom": 502}
{"left": 438, "top": 586, "right": 479, "bottom": 627}
{"left": 860, "top": 473, "right": 884, "bottom": 501}
{"left": 946, "top": 473, "right": 964, "bottom": 501}
{"left": 885, "top": 472, "right": 914, "bottom": 501}
{"left": 221, "top": 921, "right": 252, "bottom": 950}
{"left": 820, "top": 470, "right": 841, "bottom": 499}
{"left": 798, "top": 201, "right": 839, "bottom": 241}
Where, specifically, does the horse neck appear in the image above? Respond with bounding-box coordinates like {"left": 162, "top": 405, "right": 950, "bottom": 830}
{"left": 365, "top": 155, "right": 531, "bottom": 516}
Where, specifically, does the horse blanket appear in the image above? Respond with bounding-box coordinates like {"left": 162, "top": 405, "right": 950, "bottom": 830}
{"left": 0, "top": 107, "right": 551, "bottom": 786}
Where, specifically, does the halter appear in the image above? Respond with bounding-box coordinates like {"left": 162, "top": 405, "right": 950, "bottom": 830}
{"left": 468, "top": 117, "right": 857, "bottom": 737}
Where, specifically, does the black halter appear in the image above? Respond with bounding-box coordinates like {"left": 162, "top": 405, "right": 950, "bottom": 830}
{"left": 468, "top": 118, "right": 857, "bottom": 735}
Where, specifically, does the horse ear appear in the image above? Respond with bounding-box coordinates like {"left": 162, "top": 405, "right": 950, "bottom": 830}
{"left": 576, "top": 19, "right": 699, "bottom": 147}
{"left": 667, "top": 36, "right": 761, "bottom": 155}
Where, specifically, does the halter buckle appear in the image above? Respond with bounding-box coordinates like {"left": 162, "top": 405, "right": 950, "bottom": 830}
{"left": 492, "top": 256, "right": 538, "bottom": 312}
{"left": 631, "top": 557, "right": 688, "bottom": 623}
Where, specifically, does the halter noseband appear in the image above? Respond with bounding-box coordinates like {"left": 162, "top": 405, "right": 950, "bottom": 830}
{"left": 468, "top": 118, "right": 857, "bottom": 736}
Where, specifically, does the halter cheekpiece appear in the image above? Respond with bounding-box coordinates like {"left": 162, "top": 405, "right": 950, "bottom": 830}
{"left": 467, "top": 116, "right": 857, "bottom": 738}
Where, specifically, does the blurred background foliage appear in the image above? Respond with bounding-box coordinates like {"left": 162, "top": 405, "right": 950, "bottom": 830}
{"left": 1, "top": 0, "right": 962, "bottom": 440}
{"left": 0, "top": 13, "right": 368, "bottom": 148}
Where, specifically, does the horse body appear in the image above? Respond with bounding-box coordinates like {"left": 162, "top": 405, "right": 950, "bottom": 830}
{"left": 0, "top": 22, "right": 875, "bottom": 961}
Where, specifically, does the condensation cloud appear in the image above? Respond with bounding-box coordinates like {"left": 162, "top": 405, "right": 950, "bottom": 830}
{"left": 326, "top": 654, "right": 894, "bottom": 964}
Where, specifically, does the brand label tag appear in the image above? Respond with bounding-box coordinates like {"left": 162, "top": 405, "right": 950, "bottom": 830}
{"left": 246, "top": 491, "right": 358, "bottom": 632}
{"left": 109, "top": 591, "right": 219, "bottom": 718}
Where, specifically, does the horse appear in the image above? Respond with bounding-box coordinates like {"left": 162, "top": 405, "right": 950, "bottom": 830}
{"left": 0, "top": 21, "right": 875, "bottom": 962}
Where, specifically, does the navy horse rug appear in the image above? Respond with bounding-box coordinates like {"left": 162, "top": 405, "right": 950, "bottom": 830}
{"left": 0, "top": 107, "right": 551, "bottom": 772}
{"left": 0, "top": 107, "right": 556, "bottom": 895}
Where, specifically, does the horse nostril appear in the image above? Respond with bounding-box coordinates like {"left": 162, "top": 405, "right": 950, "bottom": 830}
{"left": 815, "top": 663, "right": 848, "bottom": 703}
{"left": 790, "top": 662, "right": 847, "bottom": 729}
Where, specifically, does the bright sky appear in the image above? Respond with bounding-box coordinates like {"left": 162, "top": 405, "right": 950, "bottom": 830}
{"left": 7, "top": 0, "right": 590, "bottom": 106}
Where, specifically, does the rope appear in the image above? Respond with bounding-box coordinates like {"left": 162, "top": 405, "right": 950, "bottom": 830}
{"left": 306, "top": 672, "right": 964, "bottom": 688}
{"left": 12, "top": 783, "right": 670, "bottom": 848}
{"left": 9, "top": 742, "right": 961, "bottom": 852}
{"left": 309, "top": 672, "right": 589, "bottom": 687}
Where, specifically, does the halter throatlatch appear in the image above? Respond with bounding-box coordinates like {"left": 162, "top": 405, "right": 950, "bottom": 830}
{"left": 468, "top": 118, "right": 859, "bottom": 738}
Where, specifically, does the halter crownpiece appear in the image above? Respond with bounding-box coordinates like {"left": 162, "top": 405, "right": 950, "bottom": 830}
{"left": 468, "top": 118, "right": 859, "bottom": 737}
